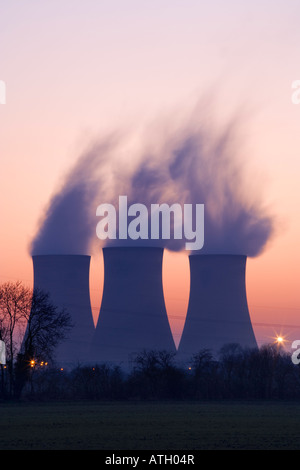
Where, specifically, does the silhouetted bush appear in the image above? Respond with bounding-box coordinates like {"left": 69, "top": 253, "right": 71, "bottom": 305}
{"left": 127, "top": 350, "right": 186, "bottom": 399}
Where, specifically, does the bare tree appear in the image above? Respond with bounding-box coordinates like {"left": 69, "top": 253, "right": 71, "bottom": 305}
{"left": 21, "top": 287, "right": 73, "bottom": 364}
{"left": 0, "top": 281, "right": 73, "bottom": 397}
{"left": 131, "top": 349, "right": 182, "bottom": 399}
{"left": 0, "top": 281, "right": 31, "bottom": 394}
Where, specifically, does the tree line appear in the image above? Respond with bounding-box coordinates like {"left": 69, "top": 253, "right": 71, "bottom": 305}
{"left": 1, "top": 281, "right": 300, "bottom": 401}
{"left": 1, "top": 343, "right": 299, "bottom": 401}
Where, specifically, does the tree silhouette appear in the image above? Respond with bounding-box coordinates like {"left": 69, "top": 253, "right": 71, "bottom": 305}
{"left": 0, "top": 281, "right": 72, "bottom": 397}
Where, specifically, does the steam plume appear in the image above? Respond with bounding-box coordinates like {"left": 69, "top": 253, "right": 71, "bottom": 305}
{"left": 30, "top": 104, "right": 274, "bottom": 258}
{"left": 30, "top": 137, "right": 118, "bottom": 255}
{"left": 112, "top": 109, "right": 274, "bottom": 256}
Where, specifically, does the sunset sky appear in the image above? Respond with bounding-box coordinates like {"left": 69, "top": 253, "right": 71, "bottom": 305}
{"left": 1, "top": 0, "right": 300, "bottom": 349}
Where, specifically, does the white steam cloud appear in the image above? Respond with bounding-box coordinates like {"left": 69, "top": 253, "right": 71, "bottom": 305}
{"left": 30, "top": 104, "right": 274, "bottom": 257}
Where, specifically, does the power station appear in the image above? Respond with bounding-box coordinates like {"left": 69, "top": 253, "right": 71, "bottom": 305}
{"left": 177, "top": 254, "right": 257, "bottom": 362}
{"left": 90, "top": 246, "right": 176, "bottom": 368}
{"left": 24, "top": 251, "right": 258, "bottom": 370}
{"left": 30, "top": 254, "right": 95, "bottom": 368}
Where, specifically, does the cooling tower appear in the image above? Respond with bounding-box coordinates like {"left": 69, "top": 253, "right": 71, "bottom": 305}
{"left": 178, "top": 254, "right": 257, "bottom": 361}
{"left": 30, "top": 255, "right": 95, "bottom": 368}
{"left": 91, "top": 246, "right": 176, "bottom": 368}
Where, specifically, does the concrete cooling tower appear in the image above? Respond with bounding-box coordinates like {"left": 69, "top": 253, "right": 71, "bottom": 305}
{"left": 30, "top": 255, "right": 95, "bottom": 368}
{"left": 178, "top": 254, "right": 257, "bottom": 362}
{"left": 91, "top": 247, "right": 176, "bottom": 368}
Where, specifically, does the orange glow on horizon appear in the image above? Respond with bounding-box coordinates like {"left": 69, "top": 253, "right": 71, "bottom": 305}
{"left": 1, "top": 1, "right": 300, "bottom": 353}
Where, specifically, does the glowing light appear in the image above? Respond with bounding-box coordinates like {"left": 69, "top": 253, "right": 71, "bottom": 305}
{"left": 270, "top": 331, "right": 288, "bottom": 346}
{"left": 275, "top": 334, "right": 288, "bottom": 346}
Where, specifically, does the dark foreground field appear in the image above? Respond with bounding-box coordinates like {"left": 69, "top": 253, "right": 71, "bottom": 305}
{"left": 0, "top": 400, "right": 300, "bottom": 450}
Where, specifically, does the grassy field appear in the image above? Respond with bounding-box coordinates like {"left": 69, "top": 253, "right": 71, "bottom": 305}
{"left": 0, "top": 400, "right": 300, "bottom": 450}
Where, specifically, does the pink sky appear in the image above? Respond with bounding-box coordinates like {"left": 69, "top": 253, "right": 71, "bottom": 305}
{"left": 1, "top": 1, "right": 300, "bottom": 349}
